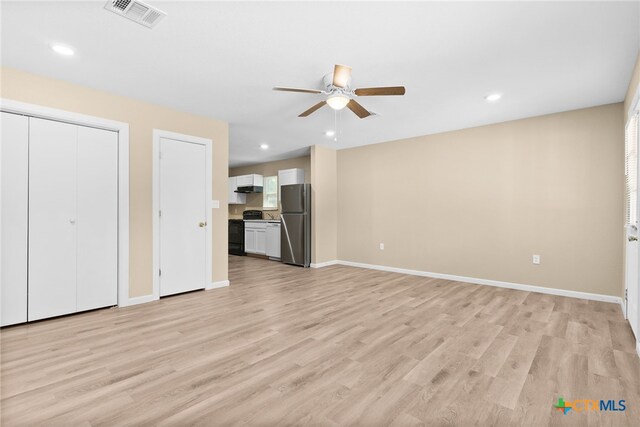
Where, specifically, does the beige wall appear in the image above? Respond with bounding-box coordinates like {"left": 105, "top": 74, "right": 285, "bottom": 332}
{"left": 337, "top": 104, "right": 624, "bottom": 297}
{"left": 228, "top": 156, "right": 310, "bottom": 218}
{"left": 1, "top": 67, "right": 229, "bottom": 297}
{"left": 311, "top": 145, "right": 338, "bottom": 264}
{"left": 624, "top": 51, "right": 640, "bottom": 122}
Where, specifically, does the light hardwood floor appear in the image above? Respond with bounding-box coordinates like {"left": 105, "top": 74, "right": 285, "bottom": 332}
{"left": 1, "top": 255, "right": 639, "bottom": 426}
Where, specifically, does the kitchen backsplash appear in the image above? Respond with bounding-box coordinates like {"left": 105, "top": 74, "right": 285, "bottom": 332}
{"left": 229, "top": 204, "right": 281, "bottom": 219}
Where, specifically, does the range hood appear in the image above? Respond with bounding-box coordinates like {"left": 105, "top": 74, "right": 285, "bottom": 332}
{"left": 235, "top": 185, "right": 263, "bottom": 194}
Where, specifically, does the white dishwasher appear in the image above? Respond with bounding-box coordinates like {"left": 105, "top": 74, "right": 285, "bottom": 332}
{"left": 266, "top": 222, "right": 281, "bottom": 260}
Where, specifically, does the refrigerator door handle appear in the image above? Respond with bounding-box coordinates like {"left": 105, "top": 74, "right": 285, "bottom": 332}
{"left": 281, "top": 216, "right": 296, "bottom": 264}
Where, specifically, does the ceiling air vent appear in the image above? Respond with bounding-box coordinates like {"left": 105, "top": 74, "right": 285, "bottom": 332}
{"left": 104, "top": 0, "right": 167, "bottom": 29}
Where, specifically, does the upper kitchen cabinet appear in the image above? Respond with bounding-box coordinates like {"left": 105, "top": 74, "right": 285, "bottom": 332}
{"left": 236, "top": 174, "right": 263, "bottom": 187}
{"left": 228, "top": 176, "right": 247, "bottom": 205}
{"left": 278, "top": 168, "right": 304, "bottom": 194}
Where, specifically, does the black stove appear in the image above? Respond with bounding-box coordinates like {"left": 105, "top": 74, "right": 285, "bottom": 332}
{"left": 243, "top": 210, "right": 263, "bottom": 220}
{"left": 228, "top": 219, "right": 245, "bottom": 256}
{"left": 229, "top": 210, "right": 263, "bottom": 256}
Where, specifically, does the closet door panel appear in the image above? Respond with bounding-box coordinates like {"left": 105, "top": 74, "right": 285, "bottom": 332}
{"left": 1, "top": 112, "right": 29, "bottom": 326}
{"left": 28, "top": 118, "right": 77, "bottom": 321}
{"left": 76, "top": 126, "right": 118, "bottom": 311}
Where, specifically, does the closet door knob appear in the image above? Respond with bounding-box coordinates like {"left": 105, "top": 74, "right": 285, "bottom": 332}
{"left": 69, "top": 219, "right": 76, "bottom": 225}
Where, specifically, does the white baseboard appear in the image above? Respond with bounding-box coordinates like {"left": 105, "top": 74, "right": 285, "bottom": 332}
{"left": 207, "top": 280, "right": 230, "bottom": 290}
{"left": 120, "top": 294, "right": 157, "bottom": 307}
{"left": 337, "top": 260, "right": 623, "bottom": 306}
{"left": 118, "top": 281, "right": 229, "bottom": 308}
{"left": 310, "top": 260, "right": 339, "bottom": 268}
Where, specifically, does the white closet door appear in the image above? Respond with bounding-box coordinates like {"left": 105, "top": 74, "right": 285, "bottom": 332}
{"left": 28, "top": 118, "right": 78, "bottom": 321}
{"left": 1, "top": 112, "right": 29, "bottom": 326}
{"left": 159, "top": 138, "right": 207, "bottom": 296}
{"left": 76, "top": 126, "right": 118, "bottom": 311}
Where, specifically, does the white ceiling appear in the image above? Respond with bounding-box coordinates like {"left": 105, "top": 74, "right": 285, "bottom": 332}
{"left": 2, "top": 1, "right": 639, "bottom": 167}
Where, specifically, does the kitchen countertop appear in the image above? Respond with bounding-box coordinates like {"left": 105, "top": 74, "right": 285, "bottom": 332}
{"left": 243, "top": 219, "right": 281, "bottom": 223}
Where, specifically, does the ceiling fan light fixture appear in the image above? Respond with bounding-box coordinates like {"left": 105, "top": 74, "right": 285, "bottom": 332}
{"left": 326, "top": 93, "right": 350, "bottom": 110}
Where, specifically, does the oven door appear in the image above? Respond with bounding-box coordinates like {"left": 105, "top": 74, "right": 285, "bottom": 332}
{"left": 229, "top": 221, "right": 244, "bottom": 244}
{"left": 228, "top": 221, "right": 246, "bottom": 255}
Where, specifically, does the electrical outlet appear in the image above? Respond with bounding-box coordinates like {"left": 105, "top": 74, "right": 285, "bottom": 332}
{"left": 532, "top": 254, "right": 541, "bottom": 265}
{"left": 379, "top": 243, "right": 385, "bottom": 250}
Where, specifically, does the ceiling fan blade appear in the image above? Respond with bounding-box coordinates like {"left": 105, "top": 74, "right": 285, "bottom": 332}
{"left": 299, "top": 101, "right": 326, "bottom": 117}
{"left": 354, "top": 86, "right": 406, "bottom": 96}
{"left": 346, "top": 99, "right": 371, "bottom": 119}
{"left": 273, "top": 87, "right": 322, "bottom": 94}
{"left": 332, "top": 64, "right": 352, "bottom": 88}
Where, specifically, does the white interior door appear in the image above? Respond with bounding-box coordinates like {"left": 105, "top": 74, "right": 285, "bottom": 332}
{"left": 28, "top": 118, "right": 78, "bottom": 321}
{"left": 1, "top": 112, "right": 29, "bottom": 326}
{"left": 76, "top": 126, "right": 118, "bottom": 311}
{"left": 159, "top": 137, "right": 207, "bottom": 297}
{"left": 625, "top": 112, "right": 639, "bottom": 339}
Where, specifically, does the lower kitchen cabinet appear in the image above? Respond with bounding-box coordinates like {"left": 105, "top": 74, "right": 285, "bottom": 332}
{"left": 245, "top": 221, "right": 280, "bottom": 258}
{"left": 255, "top": 229, "right": 266, "bottom": 254}
{"left": 266, "top": 223, "right": 281, "bottom": 259}
{"left": 245, "top": 222, "right": 267, "bottom": 255}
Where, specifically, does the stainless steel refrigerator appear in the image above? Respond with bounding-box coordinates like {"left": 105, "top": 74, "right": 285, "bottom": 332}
{"left": 280, "top": 184, "right": 311, "bottom": 267}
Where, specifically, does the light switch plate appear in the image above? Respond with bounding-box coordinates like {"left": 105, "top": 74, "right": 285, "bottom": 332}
{"left": 532, "top": 254, "right": 540, "bottom": 265}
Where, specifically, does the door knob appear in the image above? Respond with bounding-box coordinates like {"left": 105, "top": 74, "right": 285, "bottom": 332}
{"left": 199, "top": 221, "right": 207, "bottom": 228}
{"left": 629, "top": 236, "right": 638, "bottom": 242}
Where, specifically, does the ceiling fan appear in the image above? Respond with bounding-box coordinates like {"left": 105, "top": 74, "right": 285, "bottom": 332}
{"left": 273, "top": 64, "right": 406, "bottom": 119}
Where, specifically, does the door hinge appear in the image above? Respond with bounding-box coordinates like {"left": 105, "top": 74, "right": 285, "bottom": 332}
{"left": 625, "top": 288, "right": 628, "bottom": 301}
{"left": 159, "top": 210, "right": 162, "bottom": 218}
{"left": 159, "top": 269, "right": 162, "bottom": 277}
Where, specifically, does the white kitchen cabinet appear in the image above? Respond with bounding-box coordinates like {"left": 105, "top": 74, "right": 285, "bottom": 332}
{"left": 255, "top": 229, "right": 266, "bottom": 255}
{"left": 278, "top": 168, "right": 304, "bottom": 197}
{"left": 237, "top": 174, "right": 263, "bottom": 187}
{"left": 266, "top": 223, "right": 281, "bottom": 259}
{"left": 245, "top": 221, "right": 267, "bottom": 255}
{"left": 1, "top": 112, "right": 29, "bottom": 326}
{"left": 244, "top": 228, "right": 256, "bottom": 253}
{"left": 228, "top": 176, "right": 247, "bottom": 205}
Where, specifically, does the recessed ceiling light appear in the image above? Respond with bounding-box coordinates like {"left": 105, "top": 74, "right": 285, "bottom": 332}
{"left": 325, "top": 130, "right": 335, "bottom": 137}
{"left": 260, "top": 144, "right": 269, "bottom": 150}
{"left": 50, "top": 43, "right": 75, "bottom": 56}
{"left": 485, "top": 93, "right": 502, "bottom": 102}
